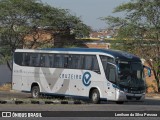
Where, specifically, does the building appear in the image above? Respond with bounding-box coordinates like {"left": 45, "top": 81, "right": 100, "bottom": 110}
{"left": 89, "top": 28, "right": 116, "bottom": 39}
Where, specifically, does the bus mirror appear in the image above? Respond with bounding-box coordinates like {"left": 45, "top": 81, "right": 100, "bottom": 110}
{"left": 143, "top": 66, "right": 151, "bottom": 77}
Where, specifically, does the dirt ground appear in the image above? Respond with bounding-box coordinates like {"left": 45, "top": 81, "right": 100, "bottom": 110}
{"left": 0, "top": 83, "right": 11, "bottom": 91}
{"left": 145, "top": 73, "right": 158, "bottom": 93}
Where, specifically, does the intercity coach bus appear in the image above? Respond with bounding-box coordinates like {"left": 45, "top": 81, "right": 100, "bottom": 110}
{"left": 12, "top": 48, "right": 151, "bottom": 104}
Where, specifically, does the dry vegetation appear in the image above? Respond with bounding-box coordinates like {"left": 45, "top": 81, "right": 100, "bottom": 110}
{"left": 0, "top": 83, "right": 11, "bottom": 91}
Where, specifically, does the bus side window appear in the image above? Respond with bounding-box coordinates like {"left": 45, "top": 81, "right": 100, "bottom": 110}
{"left": 83, "top": 55, "right": 100, "bottom": 73}
{"left": 64, "top": 55, "right": 70, "bottom": 68}
{"left": 48, "top": 54, "right": 54, "bottom": 67}
{"left": 54, "top": 54, "right": 64, "bottom": 68}
{"left": 38, "top": 54, "right": 54, "bottom": 68}
{"left": 106, "top": 63, "right": 116, "bottom": 83}
{"left": 100, "top": 55, "right": 108, "bottom": 71}
{"left": 109, "top": 68, "right": 116, "bottom": 83}
{"left": 84, "top": 56, "right": 92, "bottom": 70}
{"left": 70, "top": 55, "right": 83, "bottom": 69}
{"left": 100, "top": 55, "right": 114, "bottom": 71}
{"left": 29, "top": 53, "right": 39, "bottom": 67}
{"left": 22, "top": 53, "right": 30, "bottom": 66}
{"left": 92, "top": 56, "right": 100, "bottom": 73}
{"left": 14, "top": 52, "right": 23, "bottom": 66}
{"left": 40, "top": 54, "right": 46, "bottom": 67}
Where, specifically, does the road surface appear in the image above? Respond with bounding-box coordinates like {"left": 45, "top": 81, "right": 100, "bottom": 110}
{"left": 0, "top": 91, "right": 160, "bottom": 120}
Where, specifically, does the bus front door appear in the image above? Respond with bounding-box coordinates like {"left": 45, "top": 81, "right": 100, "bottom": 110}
{"left": 106, "top": 63, "right": 117, "bottom": 101}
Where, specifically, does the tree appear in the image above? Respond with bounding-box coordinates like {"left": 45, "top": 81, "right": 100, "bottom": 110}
{"left": 102, "top": 0, "right": 160, "bottom": 92}
{"left": 0, "top": 0, "right": 91, "bottom": 70}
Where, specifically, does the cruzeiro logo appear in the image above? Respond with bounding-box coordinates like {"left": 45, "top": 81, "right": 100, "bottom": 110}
{"left": 82, "top": 72, "right": 91, "bottom": 86}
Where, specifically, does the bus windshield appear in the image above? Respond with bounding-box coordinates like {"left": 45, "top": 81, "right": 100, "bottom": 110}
{"left": 118, "top": 61, "right": 145, "bottom": 88}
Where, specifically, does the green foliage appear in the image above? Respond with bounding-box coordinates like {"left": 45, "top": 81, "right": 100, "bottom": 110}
{"left": 40, "top": 43, "right": 54, "bottom": 49}
{"left": 63, "top": 44, "right": 79, "bottom": 48}
{"left": 0, "top": 54, "right": 11, "bottom": 64}
{"left": 102, "top": 0, "right": 160, "bottom": 91}
{"left": 0, "top": 0, "right": 91, "bottom": 69}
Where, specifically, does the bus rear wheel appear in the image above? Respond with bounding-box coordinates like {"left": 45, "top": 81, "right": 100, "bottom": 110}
{"left": 90, "top": 89, "right": 100, "bottom": 104}
{"left": 31, "top": 86, "right": 40, "bottom": 98}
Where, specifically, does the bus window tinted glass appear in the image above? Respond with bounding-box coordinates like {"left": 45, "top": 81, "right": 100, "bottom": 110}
{"left": 100, "top": 56, "right": 108, "bottom": 71}
{"left": 92, "top": 56, "right": 100, "bottom": 72}
{"left": 70, "top": 55, "right": 83, "bottom": 69}
{"left": 15, "top": 52, "right": 100, "bottom": 73}
{"left": 39, "top": 54, "right": 54, "bottom": 67}
{"left": 106, "top": 63, "right": 116, "bottom": 83}
{"left": 108, "top": 57, "right": 114, "bottom": 63}
{"left": 54, "top": 54, "right": 63, "bottom": 68}
{"left": 29, "top": 53, "right": 39, "bottom": 66}
{"left": 40, "top": 54, "right": 46, "bottom": 67}
{"left": 84, "top": 56, "right": 93, "bottom": 70}
{"left": 14, "top": 52, "right": 23, "bottom": 65}
{"left": 64, "top": 55, "right": 70, "bottom": 68}
{"left": 109, "top": 68, "right": 116, "bottom": 83}
{"left": 22, "top": 53, "right": 30, "bottom": 66}
{"left": 100, "top": 55, "right": 114, "bottom": 71}
{"left": 83, "top": 55, "right": 100, "bottom": 73}
{"left": 48, "top": 54, "right": 54, "bottom": 67}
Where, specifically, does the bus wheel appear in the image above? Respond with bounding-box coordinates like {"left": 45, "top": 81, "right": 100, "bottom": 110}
{"left": 90, "top": 89, "right": 100, "bottom": 104}
{"left": 31, "top": 86, "right": 40, "bottom": 98}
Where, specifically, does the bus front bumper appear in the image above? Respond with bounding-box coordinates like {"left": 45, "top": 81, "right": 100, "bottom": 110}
{"left": 116, "top": 90, "right": 145, "bottom": 101}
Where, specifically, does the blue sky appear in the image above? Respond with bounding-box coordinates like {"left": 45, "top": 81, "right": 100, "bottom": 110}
{"left": 41, "top": 0, "right": 130, "bottom": 30}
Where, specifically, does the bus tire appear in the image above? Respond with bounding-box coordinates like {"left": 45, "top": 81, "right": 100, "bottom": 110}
{"left": 31, "top": 86, "right": 40, "bottom": 98}
{"left": 90, "top": 89, "right": 100, "bottom": 104}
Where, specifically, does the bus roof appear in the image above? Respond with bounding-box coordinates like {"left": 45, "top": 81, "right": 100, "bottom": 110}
{"left": 15, "top": 48, "right": 141, "bottom": 62}
{"left": 41, "top": 48, "right": 141, "bottom": 62}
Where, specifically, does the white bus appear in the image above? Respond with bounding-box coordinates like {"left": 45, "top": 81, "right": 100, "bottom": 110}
{"left": 12, "top": 48, "right": 151, "bottom": 104}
